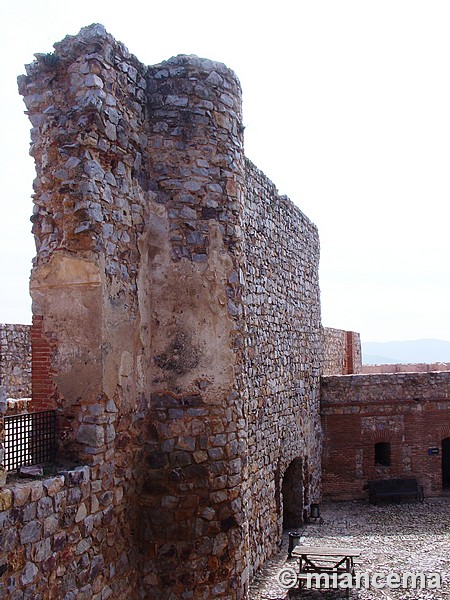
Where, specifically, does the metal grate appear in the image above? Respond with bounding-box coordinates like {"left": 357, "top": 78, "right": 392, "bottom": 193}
{"left": 4, "top": 411, "right": 57, "bottom": 471}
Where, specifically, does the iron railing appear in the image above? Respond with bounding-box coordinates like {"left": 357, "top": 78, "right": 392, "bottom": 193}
{"left": 3, "top": 410, "right": 57, "bottom": 471}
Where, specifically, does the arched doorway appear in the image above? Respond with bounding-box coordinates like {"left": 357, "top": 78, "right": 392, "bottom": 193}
{"left": 442, "top": 438, "right": 450, "bottom": 490}
{"left": 282, "top": 457, "right": 304, "bottom": 529}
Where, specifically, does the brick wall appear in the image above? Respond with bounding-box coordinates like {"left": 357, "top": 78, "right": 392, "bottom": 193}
{"left": 321, "top": 371, "right": 450, "bottom": 500}
{"left": 30, "top": 316, "right": 56, "bottom": 412}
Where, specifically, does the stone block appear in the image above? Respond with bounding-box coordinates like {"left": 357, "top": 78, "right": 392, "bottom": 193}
{"left": 19, "top": 519, "right": 42, "bottom": 545}
{"left": 77, "top": 424, "right": 105, "bottom": 447}
{"left": 43, "top": 475, "right": 65, "bottom": 497}
{"left": 13, "top": 483, "right": 31, "bottom": 507}
{"left": 31, "top": 537, "right": 52, "bottom": 562}
{"left": 20, "top": 561, "right": 38, "bottom": 585}
{"left": 37, "top": 496, "right": 54, "bottom": 519}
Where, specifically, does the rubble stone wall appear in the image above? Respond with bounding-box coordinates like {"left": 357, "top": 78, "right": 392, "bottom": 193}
{"left": 0, "top": 324, "right": 31, "bottom": 399}
{"left": 322, "top": 327, "right": 362, "bottom": 375}
{"left": 8, "top": 22, "right": 325, "bottom": 599}
{"left": 321, "top": 371, "right": 450, "bottom": 499}
{"left": 5, "top": 398, "right": 31, "bottom": 416}
{"left": 139, "top": 43, "right": 248, "bottom": 600}
{"left": 0, "top": 466, "right": 139, "bottom": 599}
{"left": 16, "top": 29, "right": 152, "bottom": 597}
{"left": 243, "top": 161, "right": 322, "bottom": 575}
{"left": 12, "top": 22, "right": 247, "bottom": 600}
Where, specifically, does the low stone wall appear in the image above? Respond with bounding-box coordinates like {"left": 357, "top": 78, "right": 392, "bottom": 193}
{"left": 0, "top": 324, "right": 31, "bottom": 399}
{"left": 322, "top": 327, "right": 362, "bottom": 375}
{"left": 362, "top": 362, "right": 450, "bottom": 374}
{"left": 321, "top": 371, "right": 450, "bottom": 500}
{"left": 5, "top": 398, "right": 31, "bottom": 416}
{"left": 0, "top": 465, "right": 138, "bottom": 598}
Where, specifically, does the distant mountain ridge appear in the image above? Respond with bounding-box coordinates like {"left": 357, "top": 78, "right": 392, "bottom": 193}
{"left": 362, "top": 339, "right": 450, "bottom": 365}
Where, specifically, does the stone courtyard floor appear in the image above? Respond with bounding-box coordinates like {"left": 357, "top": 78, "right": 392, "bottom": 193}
{"left": 249, "top": 498, "right": 450, "bottom": 599}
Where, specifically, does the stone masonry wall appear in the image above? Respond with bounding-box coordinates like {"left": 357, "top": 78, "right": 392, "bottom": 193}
{"left": 0, "top": 465, "right": 138, "bottom": 599}
{"left": 243, "top": 161, "right": 322, "bottom": 576}
{"left": 0, "top": 324, "right": 31, "bottom": 399}
{"left": 139, "top": 49, "right": 248, "bottom": 600}
{"left": 362, "top": 362, "right": 450, "bottom": 374}
{"left": 321, "top": 371, "right": 450, "bottom": 500}
{"left": 16, "top": 28, "right": 152, "bottom": 595}
{"left": 10, "top": 22, "right": 325, "bottom": 599}
{"left": 16, "top": 23, "right": 248, "bottom": 599}
{"left": 322, "top": 327, "right": 362, "bottom": 376}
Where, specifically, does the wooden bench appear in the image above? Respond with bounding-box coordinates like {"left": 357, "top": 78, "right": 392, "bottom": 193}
{"left": 366, "top": 478, "right": 424, "bottom": 504}
{"left": 292, "top": 545, "right": 361, "bottom": 599}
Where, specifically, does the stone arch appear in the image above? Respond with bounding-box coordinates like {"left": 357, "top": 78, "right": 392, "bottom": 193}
{"left": 281, "top": 457, "right": 307, "bottom": 529}
{"left": 365, "top": 430, "right": 392, "bottom": 442}
{"left": 438, "top": 425, "right": 450, "bottom": 441}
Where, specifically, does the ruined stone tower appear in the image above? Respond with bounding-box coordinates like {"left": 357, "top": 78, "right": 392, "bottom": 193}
{"left": 14, "top": 24, "right": 322, "bottom": 598}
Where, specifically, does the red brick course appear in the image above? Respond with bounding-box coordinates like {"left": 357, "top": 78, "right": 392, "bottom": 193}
{"left": 30, "top": 315, "right": 57, "bottom": 412}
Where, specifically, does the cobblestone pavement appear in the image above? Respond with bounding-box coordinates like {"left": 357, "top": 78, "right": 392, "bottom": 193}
{"left": 249, "top": 498, "right": 450, "bottom": 599}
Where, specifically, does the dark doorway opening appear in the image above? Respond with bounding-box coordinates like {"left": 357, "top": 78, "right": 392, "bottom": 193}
{"left": 375, "top": 442, "right": 391, "bottom": 467}
{"left": 282, "top": 457, "right": 304, "bottom": 529}
{"left": 442, "top": 438, "right": 450, "bottom": 489}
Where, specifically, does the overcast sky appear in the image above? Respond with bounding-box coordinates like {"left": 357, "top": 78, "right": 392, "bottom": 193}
{"left": 0, "top": 0, "right": 449, "bottom": 343}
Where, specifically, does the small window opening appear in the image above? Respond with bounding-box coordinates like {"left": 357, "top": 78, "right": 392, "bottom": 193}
{"left": 375, "top": 442, "right": 391, "bottom": 467}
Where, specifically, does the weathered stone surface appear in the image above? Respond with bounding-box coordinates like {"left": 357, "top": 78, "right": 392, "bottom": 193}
{"left": 0, "top": 488, "right": 12, "bottom": 511}
{"left": 43, "top": 475, "right": 65, "bottom": 496}
{"left": 4, "top": 20, "right": 324, "bottom": 600}
{"left": 13, "top": 483, "right": 31, "bottom": 507}
{"left": 322, "top": 327, "right": 362, "bottom": 376}
{"left": 243, "top": 162, "right": 322, "bottom": 576}
{"left": 19, "top": 466, "right": 43, "bottom": 478}
{"left": 20, "top": 562, "right": 38, "bottom": 586}
{"left": 76, "top": 425, "right": 104, "bottom": 447}
{"left": 0, "top": 324, "right": 31, "bottom": 398}
{"left": 19, "top": 520, "right": 42, "bottom": 545}
{"left": 75, "top": 502, "right": 87, "bottom": 522}
{"left": 37, "top": 496, "right": 53, "bottom": 519}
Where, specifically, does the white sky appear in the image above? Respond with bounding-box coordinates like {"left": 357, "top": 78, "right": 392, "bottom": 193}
{"left": 0, "top": 0, "right": 449, "bottom": 343}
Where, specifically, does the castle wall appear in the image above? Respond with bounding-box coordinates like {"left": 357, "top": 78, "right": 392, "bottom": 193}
{"left": 2, "top": 22, "right": 325, "bottom": 599}
{"left": 0, "top": 465, "right": 139, "bottom": 599}
{"left": 13, "top": 23, "right": 249, "bottom": 599}
{"left": 0, "top": 324, "right": 31, "bottom": 399}
{"left": 6, "top": 19, "right": 447, "bottom": 599}
{"left": 362, "top": 362, "right": 450, "bottom": 374}
{"left": 322, "top": 327, "right": 362, "bottom": 376}
{"left": 321, "top": 371, "right": 450, "bottom": 500}
{"left": 139, "top": 49, "right": 248, "bottom": 600}
{"left": 14, "top": 24, "right": 158, "bottom": 597}
{"left": 242, "top": 162, "right": 322, "bottom": 575}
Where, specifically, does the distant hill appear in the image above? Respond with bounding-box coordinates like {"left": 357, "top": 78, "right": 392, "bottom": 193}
{"left": 362, "top": 339, "right": 450, "bottom": 365}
